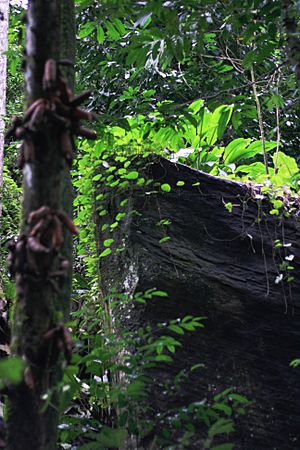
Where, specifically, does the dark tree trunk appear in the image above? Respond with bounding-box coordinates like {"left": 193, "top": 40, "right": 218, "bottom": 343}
{"left": 94, "top": 155, "right": 300, "bottom": 449}
{"left": 6, "top": 1, "right": 75, "bottom": 449}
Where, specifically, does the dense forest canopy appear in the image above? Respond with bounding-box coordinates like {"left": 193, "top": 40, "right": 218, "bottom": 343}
{"left": 0, "top": 0, "right": 299, "bottom": 449}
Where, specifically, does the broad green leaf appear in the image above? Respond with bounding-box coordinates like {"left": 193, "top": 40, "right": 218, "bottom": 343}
{"left": 235, "top": 162, "right": 266, "bottom": 178}
{"left": 223, "top": 138, "right": 251, "bottom": 164}
{"left": 188, "top": 99, "right": 204, "bottom": 114}
{"left": 227, "top": 140, "right": 277, "bottom": 164}
{"left": 96, "top": 25, "right": 105, "bottom": 44}
{"left": 213, "top": 105, "right": 233, "bottom": 141}
{"left": 113, "top": 19, "right": 126, "bottom": 36}
{"left": 274, "top": 152, "right": 299, "bottom": 176}
{"left": 105, "top": 21, "right": 120, "bottom": 40}
{"left": 205, "top": 105, "right": 233, "bottom": 145}
{"left": 79, "top": 22, "right": 95, "bottom": 38}
{"left": 0, "top": 357, "right": 25, "bottom": 384}
{"left": 197, "top": 108, "right": 212, "bottom": 139}
{"left": 272, "top": 152, "right": 299, "bottom": 185}
{"left": 256, "top": 43, "right": 276, "bottom": 64}
{"left": 243, "top": 50, "right": 256, "bottom": 69}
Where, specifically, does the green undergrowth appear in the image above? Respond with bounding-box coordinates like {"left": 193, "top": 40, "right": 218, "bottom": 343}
{"left": 65, "top": 95, "right": 300, "bottom": 448}
{"left": 57, "top": 287, "right": 250, "bottom": 450}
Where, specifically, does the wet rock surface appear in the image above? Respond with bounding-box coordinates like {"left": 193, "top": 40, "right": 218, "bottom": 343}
{"left": 95, "top": 156, "right": 300, "bottom": 449}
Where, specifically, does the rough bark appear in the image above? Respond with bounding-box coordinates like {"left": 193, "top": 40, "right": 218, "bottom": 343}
{"left": 0, "top": 0, "right": 9, "bottom": 218}
{"left": 7, "top": 1, "right": 75, "bottom": 449}
{"left": 95, "top": 155, "right": 300, "bottom": 449}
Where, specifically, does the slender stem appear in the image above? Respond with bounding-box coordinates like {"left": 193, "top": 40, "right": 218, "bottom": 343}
{"left": 274, "top": 72, "right": 281, "bottom": 174}
{"left": 274, "top": 105, "right": 281, "bottom": 175}
{"left": 250, "top": 67, "right": 269, "bottom": 175}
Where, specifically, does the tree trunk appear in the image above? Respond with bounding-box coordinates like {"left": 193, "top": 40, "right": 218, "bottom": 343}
{"left": 0, "top": 0, "right": 9, "bottom": 218}
{"left": 6, "top": 1, "right": 75, "bottom": 449}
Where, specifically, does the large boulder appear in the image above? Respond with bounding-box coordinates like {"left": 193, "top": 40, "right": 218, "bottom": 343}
{"left": 94, "top": 155, "right": 300, "bottom": 449}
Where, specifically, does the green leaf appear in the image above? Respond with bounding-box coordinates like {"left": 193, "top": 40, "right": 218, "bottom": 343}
{"left": 113, "top": 18, "right": 126, "bottom": 36}
{"left": 0, "top": 357, "right": 25, "bottom": 384}
{"left": 161, "top": 183, "right": 171, "bottom": 192}
{"left": 243, "top": 50, "right": 256, "bottom": 69}
{"left": 256, "top": 43, "right": 276, "bottom": 64}
{"left": 116, "top": 213, "right": 126, "bottom": 221}
{"left": 105, "top": 21, "right": 120, "bottom": 40}
{"left": 272, "top": 199, "right": 283, "bottom": 209}
{"left": 233, "top": 140, "right": 277, "bottom": 163}
{"left": 99, "top": 248, "right": 112, "bottom": 258}
{"left": 235, "top": 162, "right": 266, "bottom": 178}
{"left": 79, "top": 21, "right": 95, "bottom": 38}
{"left": 205, "top": 105, "right": 233, "bottom": 145}
{"left": 272, "top": 152, "right": 299, "bottom": 185}
{"left": 126, "top": 171, "right": 139, "bottom": 180}
{"left": 188, "top": 99, "right": 204, "bottom": 114}
{"left": 127, "top": 380, "right": 146, "bottom": 399}
{"left": 103, "top": 239, "right": 114, "bottom": 247}
{"left": 168, "top": 324, "right": 185, "bottom": 335}
{"left": 228, "top": 393, "right": 250, "bottom": 404}
{"left": 223, "top": 138, "right": 251, "bottom": 164}
{"left": 176, "top": 181, "right": 185, "bottom": 187}
{"left": 208, "top": 418, "right": 234, "bottom": 438}
{"left": 152, "top": 291, "right": 168, "bottom": 297}
{"left": 159, "top": 236, "right": 171, "bottom": 244}
{"left": 133, "top": 12, "right": 152, "bottom": 29}
{"left": 96, "top": 25, "right": 105, "bottom": 44}
{"left": 154, "top": 355, "right": 173, "bottom": 362}
{"left": 213, "top": 402, "right": 232, "bottom": 416}
{"left": 211, "top": 444, "right": 234, "bottom": 450}
{"left": 290, "top": 359, "right": 300, "bottom": 368}
{"left": 87, "top": 427, "right": 127, "bottom": 448}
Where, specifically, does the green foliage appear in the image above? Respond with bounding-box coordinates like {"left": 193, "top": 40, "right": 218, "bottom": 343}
{"left": 5, "top": 1, "right": 300, "bottom": 449}
{"left": 57, "top": 286, "right": 248, "bottom": 449}
{"left": 290, "top": 359, "right": 300, "bottom": 368}
{"left": 76, "top": 0, "right": 300, "bottom": 156}
{"left": 0, "top": 357, "right": 25, "bottom": 387}
{"left": 65, "top": 136, "right": 256, "bottom": 448}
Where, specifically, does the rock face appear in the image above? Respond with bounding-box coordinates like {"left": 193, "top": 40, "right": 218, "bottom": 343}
{"left": 95, "top": 156, "right": 300, "bottom": 449}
